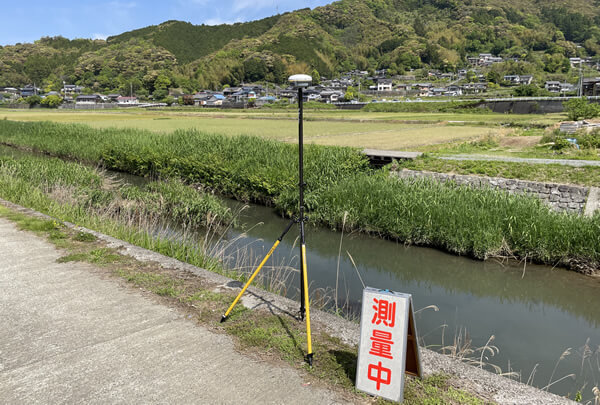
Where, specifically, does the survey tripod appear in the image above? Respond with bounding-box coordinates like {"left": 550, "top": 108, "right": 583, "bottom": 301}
{"left": 220, "top": 77, "right": 314, "bottom": 366}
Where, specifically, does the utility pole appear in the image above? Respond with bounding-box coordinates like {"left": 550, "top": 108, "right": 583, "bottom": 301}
{"left": 579, "top": 63, "right": 584, "bottom": 97}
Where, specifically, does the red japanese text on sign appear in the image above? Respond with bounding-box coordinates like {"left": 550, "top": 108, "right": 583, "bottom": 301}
{"left": 367, "top": 361, "right": 392, "bottom": 390}
{"left": 372, "top": 298, "right": 396, "bottom": 327}
{"left": 369, "top": 329, "right": 394, "bottom": 359}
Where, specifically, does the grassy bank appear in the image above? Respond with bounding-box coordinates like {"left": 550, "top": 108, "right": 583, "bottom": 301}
{"left": 0, "top": 155, "right": 234, "bottom": 273}
{"left": 0, "top": 120, "right": 598, "bottom": 273}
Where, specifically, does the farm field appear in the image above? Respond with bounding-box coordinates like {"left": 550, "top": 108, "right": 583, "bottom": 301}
{"left": 0, "top": 108, "right": 559, "bottom": 150}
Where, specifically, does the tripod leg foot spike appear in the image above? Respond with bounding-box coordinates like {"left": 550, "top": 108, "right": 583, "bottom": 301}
{"left": 306, "top": 353, "right": 313, "bottom": 367}
{"left": 220, "top": 315, "right": 227, "bottom": 323}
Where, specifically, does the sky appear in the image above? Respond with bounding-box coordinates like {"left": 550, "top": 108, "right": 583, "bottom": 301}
{"left": 0, "top": 0, "right": 333, "bottom": 46}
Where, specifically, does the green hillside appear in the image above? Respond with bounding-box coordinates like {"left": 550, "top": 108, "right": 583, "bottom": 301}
{"left": 1, "top": 0, "right": 600, "bottom": 95}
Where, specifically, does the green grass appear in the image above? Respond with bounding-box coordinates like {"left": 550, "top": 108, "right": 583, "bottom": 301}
{"left": 74, "top": 230, "right": 97, "bottom": 242}
{"left": 397, "top": 157, "right": 600, "bottom": 187}
{"left": 312, "top": 172, "right": 600, "bottom": 271}
{"left": 115, "top": 269, "right": 184, "bottom": 297}
{"left": 58, "top": 248, "right": 124, "bottom": 265}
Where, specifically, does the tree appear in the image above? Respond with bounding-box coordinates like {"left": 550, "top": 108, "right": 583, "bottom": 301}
{"left": 152, "top": 88, "right": 169, "bottom": 101}
{"left": 513, "top": 84, "right": 542, "bottom": 97}
{"left": 25, "top": 95, "right": 42, "bottom": 106}
{"left": 164, "top": 95, "right": 175, "bottom": 106}
{"left": 563, "top": 97, "right": 600, "bottom": 120}
{"left": 243, "top": 57, "right": 267, "bottom": 82}
{"left": 486, "top": 71, "right": 502, "bottom": 84}
{"left": 311, "top": 69, "right": 321, "bottom": 85}
{"left": 344, "top": 86, "right": 359, "bottom": 101}
{"left": 40, "top": 95, "right": 63, "bottom": 108}
{"left": 154, "top": 74, "right": 172, "bottom": 90}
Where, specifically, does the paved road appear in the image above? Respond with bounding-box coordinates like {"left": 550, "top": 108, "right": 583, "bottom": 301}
{"left": 440, "top": 154, "right": 600, "bottom": 167}
{"left": 0, "top": 218, "right": 342, "bottom": 404}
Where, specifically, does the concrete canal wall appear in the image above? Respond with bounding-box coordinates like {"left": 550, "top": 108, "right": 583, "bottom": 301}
{"left": 394, "top": 169, "right": 594, "bottom": 214}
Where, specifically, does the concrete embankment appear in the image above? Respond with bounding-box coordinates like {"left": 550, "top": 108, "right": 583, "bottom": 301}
{"left": 0, "top": 199, "right": 574, "bottom": 404}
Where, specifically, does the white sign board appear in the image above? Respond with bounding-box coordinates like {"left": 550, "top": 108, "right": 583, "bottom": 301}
{"left": 355, "top": 287, "right": 421, "bottom": 402}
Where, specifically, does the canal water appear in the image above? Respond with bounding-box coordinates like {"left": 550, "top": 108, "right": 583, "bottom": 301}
{"left": 1, "top": 144, "right": 599, "bottom": 399}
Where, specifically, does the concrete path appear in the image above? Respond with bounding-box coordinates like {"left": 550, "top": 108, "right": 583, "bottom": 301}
{"left": 440, "top": 154, "right": 600, "bottom": 167}
{"left": 0, "top": 218, "right": 342, "bottom": 404}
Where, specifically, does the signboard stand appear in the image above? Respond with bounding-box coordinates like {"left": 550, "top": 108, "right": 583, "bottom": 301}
{"left": 356, "top": 287, "right": 422, "bottom": 402}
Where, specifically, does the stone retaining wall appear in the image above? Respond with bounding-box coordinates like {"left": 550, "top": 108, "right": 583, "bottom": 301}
{"left": 394, "top": 169, "right": 590, "bottom": 214}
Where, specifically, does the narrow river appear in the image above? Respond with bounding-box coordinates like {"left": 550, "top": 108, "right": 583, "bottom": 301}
{"left": 2, "top": 144, "right": 599, "bottom": 398}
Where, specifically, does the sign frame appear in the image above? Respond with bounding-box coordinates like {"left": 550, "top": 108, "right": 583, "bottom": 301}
{"left": 355, "top": 287, "right": 422, "bottom": 402}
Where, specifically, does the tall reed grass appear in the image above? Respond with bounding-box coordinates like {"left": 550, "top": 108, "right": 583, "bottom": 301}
{"left": 312, "top": 173, "right": 600, "bottom": 271}
{"left": 0, "top": 155, "right": 233, "bottom": 231}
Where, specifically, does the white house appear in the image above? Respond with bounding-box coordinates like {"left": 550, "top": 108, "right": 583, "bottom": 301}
{"left": 376, "top": 79, "right": 393, "bottom": 92}
{"left": 117, "top": 96, "right": 138, "bottom": 105}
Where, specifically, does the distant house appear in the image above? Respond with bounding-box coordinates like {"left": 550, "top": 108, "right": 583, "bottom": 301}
{"left": 20, "top": 85, "right": 40, "bottom": 97}
{"left": 205, "top": 94, "right": 225, "bottom": 106}
{"left": 223, "top": 87, "right": 242, "bottom": 97}
{"left": 446, "top": 85, "right": 462, "bottom": 96}
{"left": 504, "top": 75, "right": 533, "bottom": 85}
{"left": 469, "top": 53, "right": 503, "bottom": 67}
{"left": 461, "top": 83, "right": 487, "bottom": 94}
{"left": 544, "top": 81, "right": 562, "bottom": 93}
{"left": 63, "top": 85, "right": 84, "bottom": 96}
{"left": 117, "top": 96, "right": 138, "bottom": 105}
{"left": 319, "top": 90, "right": 343, "bottom": 103}
{"left": 519, "top": 75, "right": 533, "bottom": 85}
{"left": 376, "top": 78, "right": 393, "bottom": 92}
{"left": 582, "top": 78, "right": 600, "bottom": 96}
{"left": 503, "top": 75, "right": 521, "bottom": 85}
{"left": 395, "top": 84, "right": 411, "bottom": 92}
{"left": 193, "top": 92, "right": 225, "bottom": 106}
{"left": 545, "top": 81, "right": 575, "bottom": 93}
{"left": 430, "top": 88, "right": 446, "bottom": 96}
{"left": 415, "top": 83, "right": 432, "bottom": 97}
{"left": 76, "top": 95, "right": 102, "bottom": 104}
{"left": 107, "top": 94, "right": 121, "bottom": 102}
{"left": 1, "top": 87, "right": 19, "bottom": 96}
{"left": 559, "top": 83, "right": 576, "bottom": 93}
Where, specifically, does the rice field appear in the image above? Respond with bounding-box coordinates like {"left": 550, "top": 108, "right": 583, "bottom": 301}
{"left": 0, "top": 108, "right": 544, "bottom": 150}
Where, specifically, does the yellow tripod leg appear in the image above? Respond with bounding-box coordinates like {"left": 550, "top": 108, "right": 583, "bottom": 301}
{"left": 301, "top": 244, "right": 313, "bottom": 366}
{"left": 220, "top": 219, "right": 294, "bottom": 323}
{"left": 220, "top": 240, "right": 280, "bottom": 322}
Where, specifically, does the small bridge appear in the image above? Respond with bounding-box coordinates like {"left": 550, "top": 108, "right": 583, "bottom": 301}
{"left": 362, "top": 149, "right": 423, "bottom": 167}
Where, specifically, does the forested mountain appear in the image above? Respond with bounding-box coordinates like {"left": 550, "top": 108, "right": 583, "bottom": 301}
{"left": 1, "top": 0, "right": 600, "bottom": 95}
